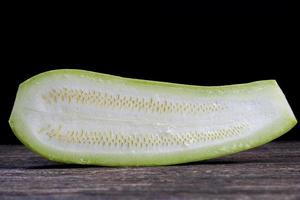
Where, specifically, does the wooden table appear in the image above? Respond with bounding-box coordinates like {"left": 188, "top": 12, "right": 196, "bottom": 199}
{"left": 0, "top": 142, "right": 299, "bottom": 199}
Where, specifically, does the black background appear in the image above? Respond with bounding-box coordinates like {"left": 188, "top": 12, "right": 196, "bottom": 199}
{"left": 2, "top": 1, "right": 296, "bottom": 144}
{"left": 160, "top": 0, "right": 288, "bottom": 16}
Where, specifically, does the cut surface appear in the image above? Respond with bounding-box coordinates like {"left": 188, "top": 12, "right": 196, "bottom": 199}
{"left": 9, "top": 69, "right": 297, "bottom": 166}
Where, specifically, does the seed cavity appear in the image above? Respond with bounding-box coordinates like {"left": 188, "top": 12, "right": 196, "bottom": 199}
{"left": 42, "top": 88, "right": 225, "bottom": 114}
{"left": 41, "top": 123, "right": 248, "bottom": 151}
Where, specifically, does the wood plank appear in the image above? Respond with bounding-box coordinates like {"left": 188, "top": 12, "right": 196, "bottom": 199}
{"left": 0, "top": 142, "right": 300, "bottom": 200}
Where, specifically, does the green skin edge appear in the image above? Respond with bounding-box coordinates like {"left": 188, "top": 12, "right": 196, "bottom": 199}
{"left": 9, "top": 69, "right": 297, "bottom": 166}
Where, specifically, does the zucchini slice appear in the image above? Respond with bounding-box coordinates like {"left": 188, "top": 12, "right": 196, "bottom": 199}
{"left": 9, "top": 69, "right": 297, "bottom": 166}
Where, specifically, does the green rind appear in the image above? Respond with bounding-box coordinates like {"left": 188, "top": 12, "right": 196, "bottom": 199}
{"left": 9, "top": 69, "right": 297, "bottom": 166}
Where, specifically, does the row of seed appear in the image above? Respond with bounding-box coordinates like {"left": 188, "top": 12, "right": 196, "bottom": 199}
{"left": 42, "top": 88, "right": 225, "bottom": 114}
{"left": 44, "top": 123, "right": 248, "bottom": 148}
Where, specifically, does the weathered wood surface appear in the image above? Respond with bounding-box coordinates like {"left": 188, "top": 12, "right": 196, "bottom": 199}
{"left": 0, "top": 142, "right": 300, "bottom": 200}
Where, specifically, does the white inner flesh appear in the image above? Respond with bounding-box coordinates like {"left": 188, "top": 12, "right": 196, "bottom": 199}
{"left": 20, "top": 74, "right": 280, "bottom": 154}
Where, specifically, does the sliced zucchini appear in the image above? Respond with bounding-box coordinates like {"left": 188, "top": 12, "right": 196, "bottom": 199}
{"left": 9, "top": 69, "right": 297, "bottom": 166}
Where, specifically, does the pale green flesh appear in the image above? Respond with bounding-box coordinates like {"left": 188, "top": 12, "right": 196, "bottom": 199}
{"left": 9, "top": 69, "right": 297, "bottom": 166}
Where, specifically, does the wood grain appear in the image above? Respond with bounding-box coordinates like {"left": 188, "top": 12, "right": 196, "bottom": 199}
{"left": 0, "top": 142, "right": 300, "bottom": 200}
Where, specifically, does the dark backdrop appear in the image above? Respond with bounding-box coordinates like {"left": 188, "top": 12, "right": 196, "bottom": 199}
{"left": 1, "top": 1, "right": 295, "bottom": 144}
{"left": 160, "top": 0, "right": 288, "bottom": 16}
